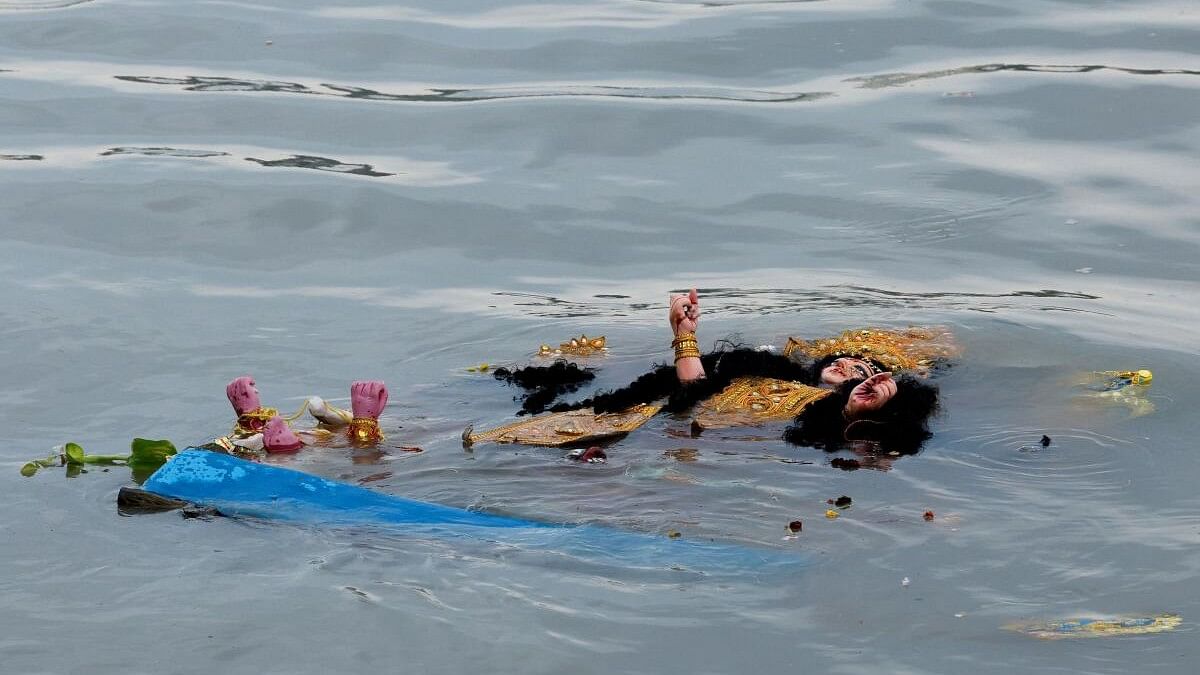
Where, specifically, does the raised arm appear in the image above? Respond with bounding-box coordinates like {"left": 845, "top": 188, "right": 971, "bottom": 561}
{"left": 669, "top": 288, "right": 705, "bottom": 383}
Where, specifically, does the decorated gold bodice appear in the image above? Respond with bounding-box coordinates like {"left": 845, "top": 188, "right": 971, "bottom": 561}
{"left": 691, "top": 377, "right": 831, "bottom": 430}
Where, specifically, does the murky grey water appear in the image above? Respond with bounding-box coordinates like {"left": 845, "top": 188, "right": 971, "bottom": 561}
{"left": 3, "top": 0, "right": 1199, "bottom": 672}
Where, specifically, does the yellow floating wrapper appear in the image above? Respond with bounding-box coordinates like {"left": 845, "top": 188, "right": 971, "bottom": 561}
{"left": 825, "top": 510, "right": 839, "bottom": 519}
{"left": 1077, "top": 368, "right": 1156, "bottom": 417}
{"left": 1009, "top": 614, "right": 1181, "bottom": 639}
{"left": 1096, "top": 369, "right": 1153, "bottom": 386}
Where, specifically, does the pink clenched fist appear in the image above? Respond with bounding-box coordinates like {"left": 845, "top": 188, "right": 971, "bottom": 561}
{"left": 669, "top": 288, "right": 700, "bottom": 337}
{"left": 262, "top": 416, "right": 304, "bottom": 453}
{"left": 226, "top": 376, "right": 262, "bottom": 414}
{"left": 351, "top": 380, "right": 388, "bottom": 420}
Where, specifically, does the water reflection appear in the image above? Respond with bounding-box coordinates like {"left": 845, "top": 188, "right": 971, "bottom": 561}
{"left": 0, "top": 144, "right": 466, "bottom": 183}
{"left": 180, "top": 283, "right": 1105, "bottom": 320}
{"left": 97, "top": 61, "right": 1200, "bottom": 112}
{"left": 634, "top": 0, "right": 828, "bottom": 5}
{"left": 498, "top": 286, "right": 1104, "bottom": 318}
{"left": 100, "top": 146, "right": 230, "bottom": 158}
{"left": 114, "top": 75, "right": 823, "bottom": 104}
{"left": 851, "top": 62, "right": 1200, "bottom": 89}
{"left": 245, "top": 154, "right": 393, "bottom": 177}
{"left": 0, "top": 0, "right": 93, "bottom": 9}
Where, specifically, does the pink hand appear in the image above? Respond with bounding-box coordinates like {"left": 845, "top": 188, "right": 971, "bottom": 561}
{"left": 262, "top": 416, "right": 303, "bottom": 453}
{"left": 669, "top": 288, "right": 700, "bottom": 337}
{"left": 226, "top": 376, "right": 262, "bottom": 414}
{"left": 351, "top": 380, "right": 388, "bottom": 419}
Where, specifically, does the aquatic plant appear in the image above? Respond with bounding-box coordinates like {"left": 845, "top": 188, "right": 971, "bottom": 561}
{"left": 21, "top": 438, "right": 177, "bottom": 482}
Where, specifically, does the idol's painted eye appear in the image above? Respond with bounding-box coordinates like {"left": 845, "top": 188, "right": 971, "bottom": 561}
{"left": 851, "top": 364, "right": 871, "bottom": 379}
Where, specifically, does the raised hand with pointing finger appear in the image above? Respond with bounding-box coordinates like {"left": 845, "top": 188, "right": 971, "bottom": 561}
{"left": 669, "top": 288, "right": 705, "bottom": 382}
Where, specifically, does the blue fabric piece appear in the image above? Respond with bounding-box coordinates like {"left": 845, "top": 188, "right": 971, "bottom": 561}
{"left": 146, "top": 449, "right": 544, "bottom": 528}
{"left": 144, "top": 449, "right": 803, "bottom": 573}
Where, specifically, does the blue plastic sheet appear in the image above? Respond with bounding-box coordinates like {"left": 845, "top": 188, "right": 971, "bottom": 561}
{"left": 145, "top": 449, "right": 803, "bottom": 573}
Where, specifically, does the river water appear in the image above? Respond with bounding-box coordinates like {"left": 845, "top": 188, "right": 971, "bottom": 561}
{"left": 3, "top": 1, "right": 1199, "bottom": 673}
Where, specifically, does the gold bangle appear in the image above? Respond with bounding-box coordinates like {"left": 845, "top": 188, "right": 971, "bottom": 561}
{"left": 671, "top": 332, "right": 697, "bottom": 348}
{"left": 349, "top": 417, "right": 384, "bottom": 444}
{"left": 674, "top": 345, "right": 701, "bottom": 362}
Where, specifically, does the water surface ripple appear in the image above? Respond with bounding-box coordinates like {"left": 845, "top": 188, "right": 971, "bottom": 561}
{"left": 3, "top": 0, "right": 1199, "bottom": 673}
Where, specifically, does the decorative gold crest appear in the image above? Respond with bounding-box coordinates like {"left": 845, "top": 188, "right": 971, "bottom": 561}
{"left": 538, "top": 334, "right": 607, "bottom": 357}
{"left": 783, "top": 327, "right": 958, "bottom": 374}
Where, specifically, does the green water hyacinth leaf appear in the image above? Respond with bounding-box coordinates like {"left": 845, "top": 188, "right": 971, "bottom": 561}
{"left": 129, "top": 438, "right": 177, "bottom": 468}
{"left": 20, "top": 439, "right": 176, "bottom": 480}
{"left": 128, "top": 438, "right": 177, "bottom": 484}
{"left": 18, "top": 452, "right": 61, "bottom": 477}
{"left": 63, "top": 442, "right": 86, "bottom": 466}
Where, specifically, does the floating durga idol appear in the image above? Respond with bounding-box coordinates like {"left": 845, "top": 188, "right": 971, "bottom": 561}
{"left": 465, "top": 326, "right": 958, "bottom": 448}
{"left": 141, "top": 449, "right": 803, "bottom": 573}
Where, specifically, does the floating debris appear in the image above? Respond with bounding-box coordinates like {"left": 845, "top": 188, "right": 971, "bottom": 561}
{"left": 829, "top": 495, "right": 852, "bottom": 509}
{"left": 787, "top": 520, "right": 803, "bottom": 533}
{"left": 1076, "top": 369, "right": 1155, "bottom": 417}
{"left": 1010, "top": 614, "right": 1181, "bottom": 639}
{"left": 664, "top": 447, "right": 699, "bottom": 462}
{"left": 830, "top": 457, "right": 860, "bottom": 471}
{"left": 465, "top": 363, "right": 491, "bottom": 372}
{"left": 901, "top": 576, "right": 911, "bottom": 587}
{"left": 825, "top": 509, "right": 839, "bottom": 519}
{"left": 923, "top": 510, "right": 935, "bottom": 521}
{"left": 1040, "top": 435, "right": 1051, "bottom": 447}
{"left": 667, "top": 530, "right": 682, "bottom": 539}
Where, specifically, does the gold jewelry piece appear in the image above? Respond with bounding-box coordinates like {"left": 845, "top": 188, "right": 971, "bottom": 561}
{"left": 783, "top": 326, "right": 959, "bottom": 373}
{"left": 349, "top": 417, "right": 384, "bottom": 444}
{"left": 671, "top": 332, "right": 697, "bottom": 347}
{"left": 692, "top": 377, "right": 832, "bottom": 430}
{"left": 538, "top": 334, "right": 607, "bottom": 357}
{"left": 672, "top": 331, "right": 701, "bottom": 362}
{"left": 233, "top": 406, "right": 278, "bottom": 436}
{"left": 463, "top": 404, "right": 660, "bottom": 447}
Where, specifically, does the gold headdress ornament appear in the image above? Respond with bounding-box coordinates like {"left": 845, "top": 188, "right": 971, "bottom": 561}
{"left": 463, "top": 404, "right": 659, "bottom": 447}
{"left": 538, "top": 334, "right": 607, "bottom": 357}
{"left": 692, "top": 377, "right": 832, "bottom": 430}
{"left": 783, "top": 327, "right": 959, "bottom": 374}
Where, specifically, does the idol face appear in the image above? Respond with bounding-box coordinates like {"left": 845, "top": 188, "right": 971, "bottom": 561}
{"left": 820, "top": 357, "right": 879, "bottom": 386}
{"left": 844, "top": 372, "right": 897, "bottom": 418}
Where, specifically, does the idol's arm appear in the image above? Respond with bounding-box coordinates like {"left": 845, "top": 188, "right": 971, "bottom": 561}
{"left": 670, "top": 288, "right": 705, "bottom": 383}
